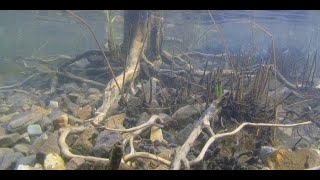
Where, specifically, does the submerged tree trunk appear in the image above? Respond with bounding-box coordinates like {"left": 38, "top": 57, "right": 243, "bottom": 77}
{"left": 94, "top": 10, "right": 149, "bottom": 124}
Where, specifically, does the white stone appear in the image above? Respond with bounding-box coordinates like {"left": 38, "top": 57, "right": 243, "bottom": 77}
{"left": 27, "top": 124, "right": 42, "bottom": 136}
{"left": 49, "top": 101, "right": 59, "bottom": 109}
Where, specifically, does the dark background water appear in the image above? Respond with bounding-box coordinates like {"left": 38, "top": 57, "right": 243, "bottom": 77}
{"left": 0, "top": 10, "right": 319, "bottom": 60}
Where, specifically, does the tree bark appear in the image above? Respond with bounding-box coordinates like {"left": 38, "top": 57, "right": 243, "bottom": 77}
{"left": 94, "top": 10, "right": 149, "bottom": 124}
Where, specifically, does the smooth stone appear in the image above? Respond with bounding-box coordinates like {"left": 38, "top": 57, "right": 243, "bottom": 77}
{"left": 136, "top": 112, "right": 150, "bottom": 126}
{"left": 162, "top": 130, "right": 176, "bottom": 144}
{"left": 0, "top": 152, "right": 24, "bottom": 170}
{"left": 126, "top": 97, "right": 143, "bottom": 117}
{"left": 71, "top": 127, "right": 97, "bottom": 156}
{"left": 0, "top": 126, "right": 6, "bottom": 136}
{"left": 17, "top": 133, "right": 31, "bottom": 144}
{"left": 0, "top": 106, "right": 10, "bottom": 114}
{"left": 16, "top": 155, "right": 37, "bottom": 167}
{"left": 176, "top": 123, "right": 194, "bottom": 145}
{"left": 0, "top": 112, "right": 19, "bottom": 123}
{"left": 27, "top": 124, "right": 43, "bottom": 136}
{"left": 44, "top": 153, "right": 65, "bottom": 170}
{"left": 172, "top": 104, "right": 203, "bottom": 129}
{"left": 93, "top": 130, "right": 122, "bottom": 158}
{"left": 266, "top": 148, "right": 320, "bottom": 170}
{"left": 259, "top": 146, "right": 277, "bottom": 163}
{"left": 0, "top": 133, "right": 20, "bottom": 148}
{"left": 7, "top": 111, "right": 44, "bottom": 133}
{"left": 87, "top": 88, "right": 100, "bottom": 95}
{"left": 49, "top": 101, "right": 59, "bottom": 109}
{"left": 29, "top": 131, "right": 60, "bottom": 155}
{"left": 13, "top": 144, "right": 30, "bottom": 156}
{"left": 16, "top": 163, "right": 43, "bottom": 170}
{"left": 158, "top": 113, "right": 173, "bottom": 123}
{"left": 76, "top": 105, "right": 92, "bottom": 120}
{"left": 0, "top": 148, "right": 14, "bottom": 157}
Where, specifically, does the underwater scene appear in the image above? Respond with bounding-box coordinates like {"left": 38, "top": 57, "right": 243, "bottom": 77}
{"left": 0, "top": 10, "right": 320, "bottom": 170}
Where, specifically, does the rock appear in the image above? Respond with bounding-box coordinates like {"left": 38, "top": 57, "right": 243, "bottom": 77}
{"left": 150, "top": 126, "right": 165, "bottom": 143}
{"left": 172, "top": 104, "right": 203, "bottom": 129}
{"left": 176, "top": 123, "right": 194, "bottom": 145}
{"left": 7, "top": 93, "right": 36, "bottom": 110}
{"left": 71, "top": 127, "right": 98, "bottom": 156}
{"left": 93, "top": 130, "right": 122, "bottom": 158}
{"left": 44, "top": 153, "right": 65, "bottom": 170}
{"left": 148, "top": 100, "right": 162, "bottom": 114}
{"left": 0, "top": 148, "right": 14, "bottom": 157}
{"left": 157, "top": 148, "right": 172, "bottom": 160}
{"left": 0, "top": 126, "right": 6, "bottom": 136}
{"left": 0, "top": 133, "right": 20, "bottom": 148}
{"left": 49, "top": 101, "right": 59, "bottom": 109}
{"left": 266, "top": 148, "right": 320, "bottom": 170}
{"left": 136, "top": 112, "right": 150, "bottom": 126}
{"left": 7, "top": 110, "right": 46, "bottom": 133}
{"left": 66, "top": 134, "right": 79, "bottom": 147}
{"left": 0, "top": 152, "right": 24, "bottom": 170}
{"left": 0, "top": 105, "right": 10, "bottom": 114}
{"left": 22, "top": 104, "right": 31, "bottom": 111}
{"left": 13, "top": 144, "right": 30, "bottom": 156}
{"left": 17, "top": 133, "right": 31, "bottom": 144}
{"left": 16, "top": 155, "right": 37, "bottom": 167}
{"left": 162, "top": 130, "right": 176, "bottom": 144}
{"left": 88, "top": 94, "right": 101, "bottom": 102}
{"left": 0, "top": 112, "right": 19, "bottom": 123}
{"left": 158, "top": 113, "right": 173, "bottom": 123}
{"left": 76, "top": 105, "right": 92, "bottom": 120}
{"left": 87, "top": 88, "right": 100, "bottom": 95}
{"left": 27, "top": 124, "right": 43, "bottom": 136}
{"left": 126, "top": 97, "right": 143, "bottom": 117}
{"left": 65, "top": 157, "right": 85, "bottom": 170}
{"left": 123, "top": 117, "right": 137, "bottom": 129}
{"left": 104, "top": 113, "right": 126, "bottom": 130}
{"left": 29, "top": 131, "right": 60, "bottom": 155}
{"left": 259, "top": 146, "right": 277, "bottom": 163}
{"left": 39, "top": 117, "right": 54, "bottom": 132}
{"left": 16, "top": 163, "right": 43, "bottom": 170}
{"left": 61, "top": 94, "right": 79, "bottom": 116}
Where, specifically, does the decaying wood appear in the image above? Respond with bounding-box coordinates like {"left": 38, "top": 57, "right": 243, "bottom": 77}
{"left": 189, "top": 121, "right": 312, "bottom": 167}
{"left": 171, "top": 97, "right": 222, "bottom": 170}
{"left": 93, "top": 11, "right": 149, "bottom": 124}
{"left": 58, "top": 126, "right": 110, "bottom": 163}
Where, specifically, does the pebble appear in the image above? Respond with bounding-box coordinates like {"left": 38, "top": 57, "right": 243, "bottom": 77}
{"left": 0, "top": 152, "right": 24, "bottom": 170}
{"left": 44, "top": 153, "right": 65, "bottom": 170}
{"left": 0, "top": 133, "right": 20, "bottom": 148}
{"left": 27, "top": 124, "right": 43, "bottom": 136}
{"left": 18, "top": 133, "right": 31, "bottom": 144}
{"left": 17, "top": 163, "right": 43, "bottom": 170}
{"left": 49, "top": 101, "right": 59, "bottom": 109}
{"left": 16, "top": 155, "right": 37, "bottom": 167}
{"left": 13, "top": 144, "right": 30, "bottom": 156}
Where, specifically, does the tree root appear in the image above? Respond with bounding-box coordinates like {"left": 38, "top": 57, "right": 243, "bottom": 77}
{"left": 189, "top": 121, "right": 312, "bottom": 167}
{"left": 58, "top": 126, "right": 110, "bottom": 163}
{"left": 123, "top": 152, "right": 171, "bottom": 167}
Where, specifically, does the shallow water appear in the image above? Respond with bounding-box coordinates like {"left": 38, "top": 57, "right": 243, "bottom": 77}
{"left": 0, "top": 10, "right": 320, "bottom": 170}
